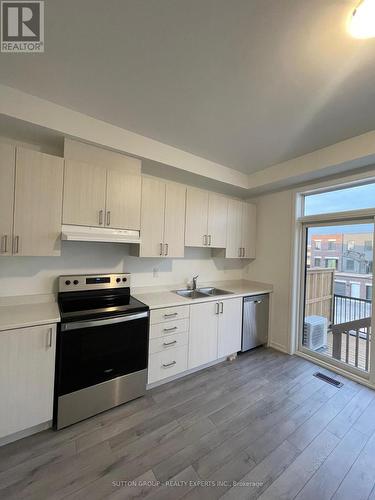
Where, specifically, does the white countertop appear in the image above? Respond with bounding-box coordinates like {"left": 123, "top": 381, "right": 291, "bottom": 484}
{"left": 0, "top": 296, "right": 60, "bottom": 332}
{"left": 133, "top": 279, "right": 273, "bottom": 310}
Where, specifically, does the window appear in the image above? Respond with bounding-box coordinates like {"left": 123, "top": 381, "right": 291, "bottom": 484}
{"left": 346, "top": 259, "right": 355, "bottom": 271}
{"left": 304, "top": 182, "right": 375, "bottom": 216}
{"left": 366, "top": 285, "right": 373, "bottom": 300}
{"left": 325, "top": 258, "right": 338, "bottom": 269}
{"left": 314, "top": 257, "right": 321, "bottom": 267}
{"left": 365, "top": 240, "right": 373, "bottom": 252}
{"left": 314, "top": 240, "right": 321, "bottom": 250}
{"left": 328, "top": 240, "right": 336, "bottom": 251}
{"left": 348, "top": 240, "right": 355, "bottom": 251}
{"left": 335, "top": 281, "right": 346, "bottom": 296}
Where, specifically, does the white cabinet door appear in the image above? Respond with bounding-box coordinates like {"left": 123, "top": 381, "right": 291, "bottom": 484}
{"left": 13, "top": 148, "right": 64, "bottom": 256}
{"left": 0, "top": 324, "right": 56, "bottom": 439}
{"left": 226, "top": 198, "right": 243, "bottom": 258}
{"left": 189, "top": 302, "right": 218, "bottom": 369}
{"left": 0, "top": 143, "right": 15, "bottom": 256}
{"left": 207, "top": 193, "right": 227, "bottom": 248}
{"left": 242, "top": 202, "right": 256, "bottom": 259}
{"left": 164, "top": 182, "right": 186, "bottom": 258}
{"left": 140, "top": 177, "right": 165, "bottom": 257}
{"left": 185, "top": 187, "right": 209, "bottom": 247}
{"left": 105, "top": 160, "right": 141, "bottom": 230}
{"left": 63, "top": 159, "right": 106, "bottom": 227}
{"left": 217, "top": 297, "right": 243, "bottom": 358}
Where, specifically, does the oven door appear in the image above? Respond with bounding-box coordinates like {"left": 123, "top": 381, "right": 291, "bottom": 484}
{"left": 56, "top": 311, "right": 149, "bottom": 396}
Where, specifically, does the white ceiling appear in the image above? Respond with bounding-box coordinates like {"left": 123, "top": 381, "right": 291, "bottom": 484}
{"left": 0, "top": 0, "right": 375, "bottom": 174}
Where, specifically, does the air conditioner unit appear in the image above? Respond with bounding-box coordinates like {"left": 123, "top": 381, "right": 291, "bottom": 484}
{"left": 304, "top": 316, "right": 328, "bottom": 351}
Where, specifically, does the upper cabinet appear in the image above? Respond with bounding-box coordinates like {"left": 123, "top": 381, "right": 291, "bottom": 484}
{"left": 226, "top": 199, "right": 256, "bottom": 259}
{"left": 185, "top": 187, "right": 228, "bottom": 248}
{"left": 62, "top": 139, "right": 141, "bottom": 230}
{"left": 140, "top": 177, "right": 186, "bottom": 258}
{"left": 0, "top": 145, "right": 63, "bottom": 257}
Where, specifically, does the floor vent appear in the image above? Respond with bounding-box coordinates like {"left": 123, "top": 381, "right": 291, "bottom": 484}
{"left": 314, "top": 372, "right": 343, "bottom": 388}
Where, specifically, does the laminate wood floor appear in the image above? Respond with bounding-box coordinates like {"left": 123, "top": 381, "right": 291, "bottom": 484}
{"left": 1, "top": 348, "right": 375, "bottom": 500}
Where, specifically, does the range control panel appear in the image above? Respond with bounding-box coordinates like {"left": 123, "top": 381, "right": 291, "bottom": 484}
{"left": 59, "top": 273, "right": 131, "bottom": 292}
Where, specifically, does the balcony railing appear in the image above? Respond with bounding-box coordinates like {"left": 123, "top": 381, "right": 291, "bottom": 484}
{"left": 331, "top": 317, "right": 371, "bottom": 371}
{"left": 333, "top": 294, "right": 372, "bottom": 324}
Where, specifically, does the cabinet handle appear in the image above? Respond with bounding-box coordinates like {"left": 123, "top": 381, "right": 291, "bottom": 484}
{"left": 203, "top": 235, "right": 207, "bottom": 246}
{"left": 160, "top": 243, "right": 163, "bottom": 256}
{"left": 164, "top": 312, "right": 178, "bottom": 318}
{"left": 238, "top": 247, "right": 241, "bottom": 257}
{"left": 0, "top": 235, "right": 7, "bottom": 253}
{"left": 163, "top": 340, "right": 177, "bottom": 346}
{"left": 13, "top": 235, "right": 19, "bottom": 254}
{"left": 242, "top": 248, "right": 245, "bottom": 258}
{"left": 162, "top": 361, "right": 176, "bottom": 368}
{"left": 47, "top": 327, "right": 53, "bottom": 348}
{"left": 215, "top": 302, "right": 220, "bottom": 315}
{"left": 165, "top": 243, "right": 169, "bottom": 256}
{"left": 106, "top": 211, "right": 111, "bottom": 226}
{"left": 220, "top": 301, "right": 224, "bottom": 314}
{"left": 163, "top": 326, "right": 178, "bottom": 332}
{"left": 208, "top": 235, "right": 212, "bottom": 246}
{"left": 99, "top": 210, "right": 104, "bottom": 225}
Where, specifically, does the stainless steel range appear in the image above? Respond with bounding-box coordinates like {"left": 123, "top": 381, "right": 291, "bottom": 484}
{"left": 53, "top": 273, "right": 149, "bottom": 429}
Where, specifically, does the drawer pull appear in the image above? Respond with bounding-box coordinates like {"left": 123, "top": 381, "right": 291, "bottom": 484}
{"left": 164, "top": 313, "right": 178, "bottom": 318}
{"left": 163, "top": 340, "right": 177, "bottom": 346}
{"left": 162, "top": 361, "right": 176, "bottom": 368}
{"left": 163, "top": 326, "right": 178, "bottom": 332}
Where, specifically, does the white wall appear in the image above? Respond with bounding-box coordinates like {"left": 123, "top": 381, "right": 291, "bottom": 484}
{"left": 246, "top": 189, "right": 294, "bottom": 353}
{"left": 0, "top": 242, "right": 247, "bottom": 297}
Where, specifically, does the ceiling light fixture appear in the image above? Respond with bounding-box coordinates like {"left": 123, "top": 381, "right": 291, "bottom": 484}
{"left": 349, "top": 0, "right": 375, "bottom": 38}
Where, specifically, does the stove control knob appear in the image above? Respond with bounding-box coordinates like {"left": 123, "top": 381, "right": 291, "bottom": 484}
{"left": 73, "top": 280, "right": 79, "bottom": 285}
{"left": 116, "top": 278, "right": 121, "bottom": 283}
{"left": 122, "top": 277, "right": 127, "bottom": 282}
{"left": 65, "top": 280, "right": 71, "bottom": 286}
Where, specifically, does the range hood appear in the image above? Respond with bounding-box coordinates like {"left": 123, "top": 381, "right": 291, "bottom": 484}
{"left": 61, "top": 225, "right": 141, "bottom": 244}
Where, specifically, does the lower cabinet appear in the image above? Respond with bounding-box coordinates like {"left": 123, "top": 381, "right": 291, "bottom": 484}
{"left": 0, "top": 324, "right": 56, "bottom": 440}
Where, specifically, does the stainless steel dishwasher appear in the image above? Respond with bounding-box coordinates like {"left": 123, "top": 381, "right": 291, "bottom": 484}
{"left": 241, "top": 294, "right": 269, "bottom": 351}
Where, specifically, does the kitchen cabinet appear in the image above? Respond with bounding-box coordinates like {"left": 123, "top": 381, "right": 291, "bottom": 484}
{"left": 226, "top": 199, "right": 256, "bottom": 258}
{"left": 189, "top": 301, "right": 219, "bottom": 368}
{"left": 140, "top": 177, "right": 186, "bottom": 257}
{"left": 63, "top": 157, "right": 141, "bottom": 230}
{"left": 0, "top": 146, "right": 63, "bottom": 257}
{"left": 185, "top": 187, "right": 227, "bottom": 248}
{"left": 0, "top": 143, "right": 15, "bottom": 256}
{"left": 217, "top": 297, "right": 242, "bottom": 357}
{"left": 0, "top": 324, "right": 56, "bottom": 440}
{"left": 189, "top": 297, "right": 242, "bottom": 369}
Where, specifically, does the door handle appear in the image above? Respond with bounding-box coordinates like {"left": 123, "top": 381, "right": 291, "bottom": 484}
{"left": 215, "top": 302, "right": 220, "bottom": 315}
{"left": 242, "top": 248, "right": 246, "bottom": 258}
{"left": 203, "top": 235, "right": 208, "bottom": 246}
{"left": 47, "top": 327, "right": 53, "bottom": 348}
{"left": 13, "top": 235, "right": 19, "bottom": 254}
{"left": 165, "top": 243, "right": 169, "bottom": 256}
{"left": 98, "top": 210, "right": 104, "bottom": 225}
{"left": 220, "top": 301, "right": 224, "bottom": 314}
{"left": 163, "top": 340, "right": 177, "bottom": 346}
{"left": 160, "top": 243, "right": 163, "bottom": 256}
{"left": 162, "top": 361, "right": 176, "bottom": 368}
{"left": 106, "top": 211, "right": 111, "bottom": 226}
{"left": 0, "top": 235, "right": 7, "bottom": 253}
{"left": 208, "top": 235, "right": 212, "bottom": 246}
{"left": 238, "top": 247, "right": 241, "bottom": 257}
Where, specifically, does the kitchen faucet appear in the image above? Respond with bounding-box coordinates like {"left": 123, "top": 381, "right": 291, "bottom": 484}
{"left": 192, "top": 275, "right": 199, "bottom": 290}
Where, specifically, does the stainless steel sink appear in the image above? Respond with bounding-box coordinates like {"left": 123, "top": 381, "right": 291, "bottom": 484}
{"left": 174, "top": 287, "right": 234, "bottom": 299}
{"left": 175, "top": 289, "right": 208, "bottom": 299}
{"left": 198, "top": 287, "right": 234, "bottom": 296}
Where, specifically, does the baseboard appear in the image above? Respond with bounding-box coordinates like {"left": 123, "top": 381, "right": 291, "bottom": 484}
{"left": 147, "top": 356, "right": 228, "bottom": 389}
{"left": 269, "top": 341, "right": 290, "bottom": 354}
{"left": 0, "top": 421, "right": 51, "bottom": 447}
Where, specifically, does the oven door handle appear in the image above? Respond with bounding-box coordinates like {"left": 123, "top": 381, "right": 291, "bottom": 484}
{"left": 61, "top": 311, "right": 149, "bottom": 331}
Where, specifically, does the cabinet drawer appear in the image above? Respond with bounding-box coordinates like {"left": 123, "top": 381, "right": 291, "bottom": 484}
{"left": 149, "top": 332, "right": 189, "bottom": 354}
{"left": 150, "top": 305, "right": 189, "bottom": 325}
{"left": 148, "top": 345, "right": 188, "bottom": 384}
{"left": 150, "top": 318, "right": 189, "bottom": 339}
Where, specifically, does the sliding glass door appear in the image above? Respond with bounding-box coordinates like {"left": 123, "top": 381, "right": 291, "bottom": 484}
{"left": 301, "top": 221, "right": 373, "bottom": 375}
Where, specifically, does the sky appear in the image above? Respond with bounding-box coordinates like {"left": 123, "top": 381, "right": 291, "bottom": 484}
{"left": 305, "top": 183, "right": 375, "bottom": 237}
